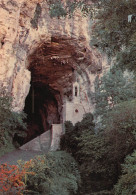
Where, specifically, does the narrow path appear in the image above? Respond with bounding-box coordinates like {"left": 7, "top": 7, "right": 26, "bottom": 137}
{"left": 0, "top": 130, "right": 54, "bottom": 165}
{"left": 0, "top": 149, "right": 45, "bottom": 165}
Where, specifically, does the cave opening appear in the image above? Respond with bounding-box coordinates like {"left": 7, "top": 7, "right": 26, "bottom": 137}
{"left": 23, "top": 83, "right": 60, "bottom": 144}
{"left": 18, "top": 37, "right": 77, "bottom": 145}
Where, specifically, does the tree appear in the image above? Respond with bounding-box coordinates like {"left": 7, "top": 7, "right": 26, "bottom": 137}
{"left": 78, "top": 101, "right": 136, "bottom": 193}
{"left": 114, "top": 150, "right": 136, "bottom": 195}
{"left": 91, "top": 0, "right": 136, "bottom": 55}
{"left": 90, "top": 0, "right": 136, "bottom": 75}
{"left": 102, "top": 100, "right": 136, "bottom": 176}
{"left": 61, "top": 114, "right": 116, "bottom": 193}
{"left": 0, "top": 85, "right": 27, "bottom": 156}
{"left": 116, "top": 45, "right": 136, "bottom": 72}
{"left": 77, "top": 131, "right": 114, "bottom": 193}
{"left": 22, "top": 151, "right": 80, "bottom": 195}
{"left": 60, "top": 113, "right": 95, "bottom": 159}
{"left": 94, "top": 67, "right": 136, "bottom": 116}
{"left": 60, "top": 101, "right": 136, "bottom": 193}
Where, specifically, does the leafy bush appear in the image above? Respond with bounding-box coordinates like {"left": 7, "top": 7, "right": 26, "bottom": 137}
{"left": 20, "top": 155, "right": 51, "bottom": 194}
{"left": 114, "top": 150, "right": 136, "bottom": 195}
{"left": 103, "top": 100, "right": 136, "bottom": 163}
{"left": 0, "top": 86, "right": 27, "bottom": 156}
{"left": 60, "top": 113, "right": 95, "bottom": 160}
{"left": 77, "top": 132, "right": 114, "bottom": 193}
{"left": 60, "top": 105, "right": 136, "bottom": 193}
{"left": 61, "top": 114, "right": 112, "bottom": 192}
{"left": 46, "top": 151, "right": 80, "bottom": 195}
{"left": 0, "top": 162, "right": 33, "bottom": 194}
{"left": 116, "top": 45, "right": 136, "bottom": 72}
{"left": 94, "top": 68, "right": 136, "bottom": 117}
{"left": 22, "top": 151, "right": 80, "bottom": 195}
{"left": 91, "top": 0, "right": 136, "bottom": 57}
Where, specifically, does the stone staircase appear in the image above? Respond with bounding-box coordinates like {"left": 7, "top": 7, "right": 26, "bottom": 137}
{"left": 20, "top": 130, "right": 51, "bottom": 152}
{"left": 0, "top": 131, "right": 51, "bottom": 165}
{"left": 20, "top": 124, "right": 63, "bottom": 152}
{"left": 0, "top": 125, "right": 63, "bottom": 165}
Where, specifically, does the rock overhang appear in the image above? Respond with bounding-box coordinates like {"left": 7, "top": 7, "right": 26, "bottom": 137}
{"left": 0, "top": 0, "right": 104, "bottom": 113}
{"left": 27, "top": 35, "right": 98, "bottom": 95}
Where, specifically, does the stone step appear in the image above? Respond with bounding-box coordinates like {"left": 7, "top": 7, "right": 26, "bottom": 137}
{"left": 20, "top": 124, "right": 63, "bottom": 152}
{"left": 20, "top": 130, "right": 51, "bottom": 152}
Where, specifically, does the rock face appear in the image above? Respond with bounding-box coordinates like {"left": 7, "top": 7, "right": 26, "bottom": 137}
{"left": 0, "top": 0, "right": 108, "bottom": 144}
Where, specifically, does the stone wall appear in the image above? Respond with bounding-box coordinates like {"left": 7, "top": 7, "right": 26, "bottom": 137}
{"left": 50, "top": 124, "right": 63, "bottom": 151}
{"left": 0, "top": 0, "right": 108, "bottom": 114}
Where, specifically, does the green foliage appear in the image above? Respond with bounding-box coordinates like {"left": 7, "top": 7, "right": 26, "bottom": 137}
{"left": 47, "top": 152, "right": 80, "bottom": 195}
{"left": 91, "top": 0, "right": 136, "bottom": 73}
{"left": 116, "top": 45, "right": 136, "bottom": 72}
{"left": 60, "top": 113, "right": 95, "bottom": 159}
{"left": 47, "top": 0, "right": 94, "bottom": 18}
{"left": 91, "top": 0, "right": 136, "bottom": 55}
{"left": 49, "top": 1, "right": 67, "bottom": 18}
{"left": 114, "top": 150, "right": 136, "bottom": 195}
{"left": 66, "top": 0, "right": 93, "bottom": 17}
{"left": 22, "top": 155, "right": 51, "bottom": 194}
{"left": 0, "top": 86, "right": 27, "bottom": 155}
{"left": 0, "top": 142, "right": 15, "bottom": 157}
{"left": 90, "top": 100, "right": 136, "bottom": 192}
{"left": 77, "top": 132, "right": 107, "bottom": 174}
{"left": 61, "top": 103, "right": 136, "bottom": 193}
{"left": 61, "top": 114, "right": 114, "bottom": 192}
{"left": 94, "top": 68, "right": 136, "bottom": 116}
{"left": 78, "top": 101, "right": 136, "bottom": 192}
{"left": 103, "top": 100, "right": 136, "bottom": 163}
{"left": 23, "top": 151, "right": 80, "bottom": 195}
{"left": 77, "top": 132, "right": 114, "bottom": 193}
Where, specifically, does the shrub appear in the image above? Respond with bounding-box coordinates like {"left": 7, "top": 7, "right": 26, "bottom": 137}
{"left": 20, "top": 155, "right": 51, "bottom": 194}
{"left": 94, "top": 68, "right": 136, "bottom": 117}
{"left": 103, "top": 100, "right": 136, "bottom": 164}
{"left": 47, "top": 151, "right": 80, "bottom": 195}
{"left": 60, "top": 113, "right": 111, "bottom": 193}
{"left": 0, "top": 86, "right": 26, "bottom": 156}
{"left": 60, "top": 106, "right": 136, "bottom": 193}
{"left": 22, "top": 151, "right": 80, "bottom": 195}
{"left": 0, "top": 162, "right": 33, "bottom": 194}
{"left": 60, "top": 113, "right": 95, "bottom": 160}
{"left": 114, "top": 150, "right": 136, "bottom": 195}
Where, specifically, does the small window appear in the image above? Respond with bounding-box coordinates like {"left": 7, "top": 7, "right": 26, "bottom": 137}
{"left": 75, "top": 86, "right": 78, "bottom": 97}
{"left": 75, "top": 109, "right": 78, "bottom": 113}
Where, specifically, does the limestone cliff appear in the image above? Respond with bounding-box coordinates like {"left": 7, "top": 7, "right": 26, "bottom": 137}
{"left": 0, "top": 0, "right": 107, "bottom": 116}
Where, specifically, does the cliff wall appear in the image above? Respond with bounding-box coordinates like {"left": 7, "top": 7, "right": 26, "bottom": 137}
{"left": 0, "top": 0, "right": 107, "bottom": 113}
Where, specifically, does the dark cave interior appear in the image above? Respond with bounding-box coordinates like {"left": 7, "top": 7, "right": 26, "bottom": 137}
{"left": 15, "top": 83, "right": 61, "bottom": 145}
{"left": 22, "top": 83, "right": 60, "bottom": 144}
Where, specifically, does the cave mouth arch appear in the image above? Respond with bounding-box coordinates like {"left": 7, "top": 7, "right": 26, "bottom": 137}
{"left": 15, "top": 35, "right": 93, "bottom": 146}
{"left": 20, "top": 36, "right": 85, "bottom": 145}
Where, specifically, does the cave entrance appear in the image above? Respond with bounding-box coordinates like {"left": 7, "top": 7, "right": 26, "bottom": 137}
{"left": 22, "top": 37, "right": 76, "bottom": 145}
{"left": 23, "top": 83, "right": 60, "bottom": 144}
